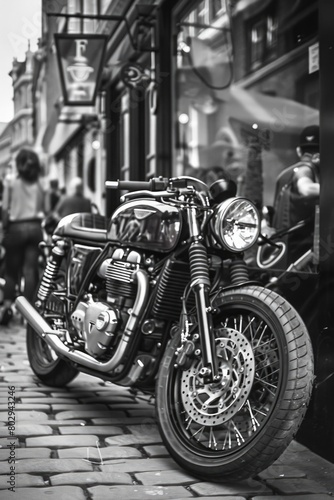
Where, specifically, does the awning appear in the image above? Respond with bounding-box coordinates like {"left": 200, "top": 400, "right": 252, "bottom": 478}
{"left": 213, "top": 86, "right": 319, "bottom": 133}
{"left": 48, "top": 120, "right": 83, "bottom": 157}
{"left": 41, "top": 106, "right": 92, "bottom": 158}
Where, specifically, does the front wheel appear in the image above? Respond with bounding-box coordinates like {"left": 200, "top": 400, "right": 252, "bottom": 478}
{"left": 156, "top": 285, "right": 314, "bottom": 481}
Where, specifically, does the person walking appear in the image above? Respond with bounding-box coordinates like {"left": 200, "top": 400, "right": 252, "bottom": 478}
{"left": 0, "top": 148, "right": 45, "bottom": 325}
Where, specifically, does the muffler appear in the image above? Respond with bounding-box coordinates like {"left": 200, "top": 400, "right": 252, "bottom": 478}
{"left": 15, "top": 269, "right": 149, "bottom": 374}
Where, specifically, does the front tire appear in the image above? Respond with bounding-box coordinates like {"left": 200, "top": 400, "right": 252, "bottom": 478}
{"left": 156, "top": 285, "right": 314, "bottom": 481}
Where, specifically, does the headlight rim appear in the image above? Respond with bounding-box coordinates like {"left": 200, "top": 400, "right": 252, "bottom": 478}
{"left": 211, "top": 197, "right": 260, "bottom": 252}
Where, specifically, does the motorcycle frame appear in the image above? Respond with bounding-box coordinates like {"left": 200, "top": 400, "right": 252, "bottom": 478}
{"left": 16, "top": 185, "right": 248, "bottom": 387}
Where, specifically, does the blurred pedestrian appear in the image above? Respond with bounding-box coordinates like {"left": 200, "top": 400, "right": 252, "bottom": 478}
{"left": 0, "top": 148, "right": 45, "bottom": 325}
{"left": 45, "top": 178, "right": 61, "bottom": 215}
{"left": 54, "top": 176, "right": 91, "bottom": 219}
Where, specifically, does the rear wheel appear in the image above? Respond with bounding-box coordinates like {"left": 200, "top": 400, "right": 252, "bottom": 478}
{"left": 156, "top": 285, "right": 314, "bottom": 481}
{"left": 27, "top": 324, "right": 78, "bottom": 387}
{"left": 26, "top": 269, "right": 78, "bottom": 387}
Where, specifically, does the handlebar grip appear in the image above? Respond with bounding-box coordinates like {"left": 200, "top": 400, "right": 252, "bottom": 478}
{"left": 105, "top": 178, "right": 169, "bottom": 191}
{"left": 105, "top": 180, "right": 151, "bottom": 190}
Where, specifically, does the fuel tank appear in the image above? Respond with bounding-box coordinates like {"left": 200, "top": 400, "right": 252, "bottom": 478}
{"left": 53, "top": 213, "right": 107, "bottom": 244}
{"left": 107, "top": 199, "right": 183, "bottom": 252}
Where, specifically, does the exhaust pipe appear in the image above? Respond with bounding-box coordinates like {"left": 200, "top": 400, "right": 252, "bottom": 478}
{"left": 15, "top": 269, "right": 149, "bottom": 374}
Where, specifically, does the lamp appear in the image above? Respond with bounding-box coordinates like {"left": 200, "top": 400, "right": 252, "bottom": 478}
{"left": 91, "top": 129, "right": 100, "bottom": 150}
{"left": 55, "top": 33, "right": 108, "bottom": 106}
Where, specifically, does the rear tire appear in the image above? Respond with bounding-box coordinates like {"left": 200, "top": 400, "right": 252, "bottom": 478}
{"left": 156, "top": 285, "right": 314, "bottom": 481}
{"left": 26, "top": 266, "right": 78, "bottom": 387}
{"left": 27, "top": 324, "right": 78, "bottom": 386}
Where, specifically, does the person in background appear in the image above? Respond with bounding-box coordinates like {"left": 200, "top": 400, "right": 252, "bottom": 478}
{"left": 273, "top": 124, "right": 320, "bottom": 264}
{"left": 293, "top": 125, "right": 320, "bottom": 200}
{"left": 45, "top": 178, "right": 61, "bottom": 215}
{"left": 54, "top": 176, "right": 91, "bottom": 219}
{"left": 0, "top": 148, "right": 45, "bottom": 325}
{"left": 197, "top": 166, "right": 227, "bottom": 186}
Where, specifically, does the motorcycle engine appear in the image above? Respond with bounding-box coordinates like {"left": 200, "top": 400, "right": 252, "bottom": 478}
{"left": 71, "top": 300, "right": 119, "bottom": 357}
{"left": 71, "top": 248, "right": 141, "bottom": 358}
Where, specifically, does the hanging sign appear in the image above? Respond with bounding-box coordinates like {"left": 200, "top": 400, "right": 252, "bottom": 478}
{"left": 55, "top": 33, "right": 108, "bottom": 105}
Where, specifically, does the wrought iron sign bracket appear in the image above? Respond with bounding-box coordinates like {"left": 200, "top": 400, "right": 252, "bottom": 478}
{"left": 47, "top": 11, "right": 158, "bottom": 53}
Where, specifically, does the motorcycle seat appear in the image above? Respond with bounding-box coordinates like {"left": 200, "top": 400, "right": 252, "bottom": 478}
{"left": 54, "top": 213, "right": 108, "bottom": 243}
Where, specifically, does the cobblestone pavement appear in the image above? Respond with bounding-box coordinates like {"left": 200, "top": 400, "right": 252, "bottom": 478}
{"left": 1, "top": 314, "right": 334, "bottom": 500}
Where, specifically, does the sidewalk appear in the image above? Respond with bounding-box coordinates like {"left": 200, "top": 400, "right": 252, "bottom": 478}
{"left": 1, "top": 314, "right": 334, "bottom": 500}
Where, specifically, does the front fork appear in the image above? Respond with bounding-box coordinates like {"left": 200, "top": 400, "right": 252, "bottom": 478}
{"left": 185, "top": 204, "right": 220, "bottom": 383}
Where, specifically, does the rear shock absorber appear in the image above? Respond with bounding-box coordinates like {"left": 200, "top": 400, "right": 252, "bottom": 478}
{"left": 230, "top": 257, "right": 249, "bottom": 284}
{"left": 36, "top": 240, "right": 67, "bottom": 302}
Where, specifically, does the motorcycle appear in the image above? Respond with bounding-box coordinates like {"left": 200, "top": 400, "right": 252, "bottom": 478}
{"left": 15, "top": 176, "right": 314, "bottom": 481}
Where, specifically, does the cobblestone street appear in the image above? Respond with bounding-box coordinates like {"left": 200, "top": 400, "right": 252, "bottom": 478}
{"left": 1, "top": 314, "right": 334, "bottom": 500}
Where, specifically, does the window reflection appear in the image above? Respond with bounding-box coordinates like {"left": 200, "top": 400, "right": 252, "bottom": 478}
{"left": 173, "top": 0, "right": 319, "bottom": 273}
{"left": 249, "top": 11, "right": 278, "bottom": 70}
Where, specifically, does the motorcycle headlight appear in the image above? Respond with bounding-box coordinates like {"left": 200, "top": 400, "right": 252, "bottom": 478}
{"left": 211, "top": 198, "right": 260, "bottom": 252}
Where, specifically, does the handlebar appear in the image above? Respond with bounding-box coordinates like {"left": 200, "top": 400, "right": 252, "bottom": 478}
{"left": 105, "top": 177, "right": 214, "bottom": 213}
{"left": 105, "top": 178, "right": 169, "bottom": 191}
{"left": 105, "top": 176, "right": 206, "bottom": 193}
{"left": 120, "top": 190, "right": 178, "bottom": 201}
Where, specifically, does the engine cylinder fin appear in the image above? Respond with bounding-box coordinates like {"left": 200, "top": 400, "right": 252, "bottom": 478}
{"left": 105, "top": 260, "right": 137, "bottom": 299}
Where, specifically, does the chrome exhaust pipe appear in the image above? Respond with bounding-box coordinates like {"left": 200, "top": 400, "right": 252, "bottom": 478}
{"left": 15, "top": 269, "right": 149, "bottom": 374}
{"left": 15, "top": 296, "right": 56, "bottom": 337}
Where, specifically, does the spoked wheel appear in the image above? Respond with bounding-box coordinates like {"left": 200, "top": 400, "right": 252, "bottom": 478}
{"left": 156, "top": 285, "right": 314, "bottom": 481}
{"left": 27, "top": 321, "right": 78, "bottom": 387}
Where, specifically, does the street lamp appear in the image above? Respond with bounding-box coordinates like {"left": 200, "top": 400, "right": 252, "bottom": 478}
{"left": 55, "top": 33, "right": 108, "bottom": 106}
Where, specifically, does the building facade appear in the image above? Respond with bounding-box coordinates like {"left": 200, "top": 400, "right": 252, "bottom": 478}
{"left": 0, "top": 45, "right": 36, "bottom": 181}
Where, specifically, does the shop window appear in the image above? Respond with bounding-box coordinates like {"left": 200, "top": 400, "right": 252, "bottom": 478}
{"left": 173, "top": 0, "right": 319, "bottom": 275}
